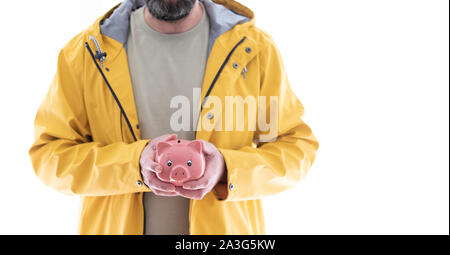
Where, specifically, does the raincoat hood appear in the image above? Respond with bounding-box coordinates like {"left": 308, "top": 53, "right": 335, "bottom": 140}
{"left": 100, "top": 0, "right": 254, "bottom": 57}
{"left": 84, "top": 0, "right": 257, "bottom": 69}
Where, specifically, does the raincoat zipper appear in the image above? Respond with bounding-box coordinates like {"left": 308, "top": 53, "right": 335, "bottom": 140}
{"left": 85, "top": 41, "right": 138, "bottom": 142}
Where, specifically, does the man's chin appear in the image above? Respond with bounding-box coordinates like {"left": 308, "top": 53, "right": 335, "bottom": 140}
{"left": 146, "top": 0, "right": 196, "bottom": 23}
{"left": 157, "top": 14, "right": 190, "bottom": 22}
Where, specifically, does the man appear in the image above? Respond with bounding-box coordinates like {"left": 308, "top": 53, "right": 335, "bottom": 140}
{"left": 29, "top": 0, "right": 319, "bottom": 235}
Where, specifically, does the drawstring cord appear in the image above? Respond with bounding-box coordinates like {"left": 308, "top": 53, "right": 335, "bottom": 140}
{"left": 89, "top": 36, "right": 107, "bottom": 68}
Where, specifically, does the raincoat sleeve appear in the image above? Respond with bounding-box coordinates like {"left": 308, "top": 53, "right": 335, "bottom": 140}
{"left": 29, "top": 49, "right": 151, "bottom": 196}
{"left": 215, "top": 38, "right": 319, "bottom": 201}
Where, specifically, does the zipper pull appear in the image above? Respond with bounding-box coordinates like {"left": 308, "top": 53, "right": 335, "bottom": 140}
{"left": 242, "top": 66, "right": 247, "bottom": 79}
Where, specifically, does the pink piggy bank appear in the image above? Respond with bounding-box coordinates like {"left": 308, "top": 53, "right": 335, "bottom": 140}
{"left": 155, "top": 139, "right": 206, "bottom": 186}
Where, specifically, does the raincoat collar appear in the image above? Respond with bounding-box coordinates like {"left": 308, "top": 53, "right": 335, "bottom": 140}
{"left": 93, "top": 0, "right": 255, "bottom": 61}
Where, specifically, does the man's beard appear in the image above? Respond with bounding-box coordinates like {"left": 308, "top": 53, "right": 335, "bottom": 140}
{"left": 145, "top": 0, "right": 197, "bottom": 22}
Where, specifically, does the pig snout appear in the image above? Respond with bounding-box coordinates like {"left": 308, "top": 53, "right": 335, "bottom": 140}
{"left": 170, "top": 166, "right": 190, "bottom": 183}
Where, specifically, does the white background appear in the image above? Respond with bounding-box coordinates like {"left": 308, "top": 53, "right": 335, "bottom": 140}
{"left": 0, "top": 0, "right": 448, "bottom": 234}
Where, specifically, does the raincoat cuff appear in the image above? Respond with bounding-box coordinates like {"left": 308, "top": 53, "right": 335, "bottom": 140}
{"left": 213, "top": 148, "right": 237, "bottom": 202}
{"left": 134, "top": 139, "right": 152, "bottom": 193}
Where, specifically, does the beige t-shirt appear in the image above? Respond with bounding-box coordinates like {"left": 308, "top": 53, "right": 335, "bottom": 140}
{"left": 127, "top": 2, "right": 210, "bottom": 235}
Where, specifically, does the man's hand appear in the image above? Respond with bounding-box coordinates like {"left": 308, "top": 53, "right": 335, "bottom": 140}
{"left": 140, "top": 134, "right": 178, "bottom": 196}
{"left": 176, "top": 140, "right": 226, "bottom": 200}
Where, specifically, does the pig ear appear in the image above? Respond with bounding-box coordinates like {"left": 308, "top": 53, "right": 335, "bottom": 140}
{"left": 187, "top": 140, "right": 203, "bottom": 153}
{"left": 156, "top": 142, "right": 171, "bottom": 157}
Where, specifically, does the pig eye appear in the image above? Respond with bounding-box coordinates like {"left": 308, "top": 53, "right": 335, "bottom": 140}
{"left": 167, "top": 160, "right": 172, "bottom": 167}
{"left": 187, "top": 160, "right": 192, "bottom": 167}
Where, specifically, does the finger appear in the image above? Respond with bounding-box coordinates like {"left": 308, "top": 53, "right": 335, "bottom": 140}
{"left": 147, "top": 172, "right": 176, "bottom": 192}
{"left": 175, "top": 187, "right": 208, "bottom": 200}
{"left": 200, "top": 140, "right": 216, "bottom": 155}
{"left": 144, "top": 142, "right": 159, "bottom": 164}
{"left": 146, "top": 145, "right": 157, "bottom": 162}
{"left": 140, "top": 146, "right": 154, "bottom": 166}
{"left": 140, "top": 169, "right": 150, "bottom": 181}
{"left": 182, "top": 178, "right": 211, "bottom": 190}
{"left": 140, "top": 166, "right": 154, "bottom": 181}
{"left": 147, "top": 162, "right": 163, "bottom": 173}
{"left": 151, "top": 188, "right": 178, "bottom": 197}
{"left": 141, "top": 161, "right": 162, "bottom": 174}
{"left": 141, "top": 146, "right": 157, "bottom": 168}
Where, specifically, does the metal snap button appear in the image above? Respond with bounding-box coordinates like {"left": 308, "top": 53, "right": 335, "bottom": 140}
{"left": 229, "top": 183, "right": 235, "bottom": 190}
{"left": 232, "top": 62, "right": 239, "bottom": 69}
{"left": 207, "top": 112, "right": 214, "bottom": 120}
{"left": 245, "top": 47, "right": 252, "bottom": 53}
{"left": 136, "top": 180, "right": 143, "bottom": 187}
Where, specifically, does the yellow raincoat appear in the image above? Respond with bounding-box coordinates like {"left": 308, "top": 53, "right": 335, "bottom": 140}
{"left": 29, "top": 0, "right": 318, "bottom": 234}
